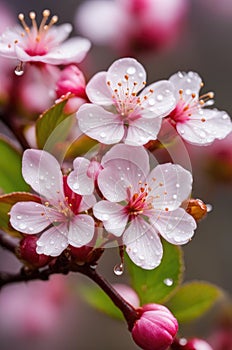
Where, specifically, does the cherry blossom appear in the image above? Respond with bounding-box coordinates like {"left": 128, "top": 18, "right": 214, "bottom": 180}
{"left": 166, "top": 71, "right": 232, "bottom": 145}
{"left": 93, "top": 144, "right": 196, "bottom": 269}
{"left": 75, "top": 0, "right": 188, "bottom": 55}
{"left": 10, "top": 149, "right": 96, "bottom": 256}
{"left": 77, "top": 57, "right": 175, "bottom": 146}
{"left": 0, "top": 9, "right": 91, "bottom": 68}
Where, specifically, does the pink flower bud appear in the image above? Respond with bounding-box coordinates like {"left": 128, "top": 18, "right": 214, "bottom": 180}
{"left": 56, "top": 64, "right": 87, "bottom": 99}
{"left": 19, "top": 235, "right": 51, "bottom": 268}
{"left": 132, "top": 304, "right": 178, "bottom": 350}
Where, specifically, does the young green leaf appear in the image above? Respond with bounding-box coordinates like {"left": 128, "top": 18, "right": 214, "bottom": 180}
{"left": 126, "top": 240, "right": 184, "bottom": 304}
{"left": 166, "top": 281, "right": 223, "bottom": 323}
{"left": 0, "top": 137, "right": 30, "bottom": 194}
{"left": 36, "top": 97, "right": 74, "bottom": 152}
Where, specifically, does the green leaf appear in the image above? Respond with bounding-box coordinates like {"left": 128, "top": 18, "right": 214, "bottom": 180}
{"left": 0, "top": 192, "right": 41, "bottom": 237}
{"left": 79, "top": 284, "right": 124, "bottom": 320}
{"left": 36, "top": 97, "right": 73, "bottom": 152}
{"left": 126, "top": 239, "right": 184, "bottom": 304}
{"left": 0, "top": 137, "right": 30, "bottom": 193}
{"left": 166, "top": 281, "right": 223, "bottom": 323}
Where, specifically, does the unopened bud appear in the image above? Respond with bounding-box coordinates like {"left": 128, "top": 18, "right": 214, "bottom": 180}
{"left": 19, "top": 235, "right": 51, "bottom": 268}
{"left": 132, "top": 304, "right": 178, "bottom": 350}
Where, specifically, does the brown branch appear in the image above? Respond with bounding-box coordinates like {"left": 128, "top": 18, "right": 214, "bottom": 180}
{"left": 0, "top": 232, "right": 17, "bottom": 254}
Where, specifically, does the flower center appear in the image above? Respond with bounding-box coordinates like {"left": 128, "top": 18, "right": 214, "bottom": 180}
{"left": 126, "top": 183, "right": 152, "bottom": 217}
{"left": 17, "top": 9, "right": 58, "bottom": 56}
{"left": 169, "top": 89, "right": 214, "bottom": 124}
{"left": 107, "top": 75, "right": 153, "bottom": 122}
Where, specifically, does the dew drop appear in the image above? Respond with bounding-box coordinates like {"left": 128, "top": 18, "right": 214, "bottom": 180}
{"left": 180, "top": 129, "right": 185, "bottom": 135}
{"left": 14, "top": 66, "right": 24, "bottom": 76}
{"left": 132, "top": 248, "right": 138, "bottom": 254}
{"left": 179, "top": 338, "right": 188, "bottom": 346}
{"left": 163, "top": 278, "right": 174, "bottom": 287}
{"left": 46, "top": 184, "right": 51, "bottom": 190}
{"left": 73, "top": 183, "right": 80, "bottom": 190}
{"left": 28, "top": 227, "right": 34, "bottom": 232}
{"left": 29, "top": 163, "right": 33, "bottom": 167}
{"left": 138, "top": 72, "right": 143, "bottom": 78}
{"left": 206, "top": 203, "right": 213, "bottom": 213}
{"left": 40, "top": 175, "right": 45, "bottom": 181}
{"left": 89, "top": 113, "right": 93, "bottom": 117}
{"left": 126, "top": 66, "right": 136, "bottom": 75}
{"left": 16, "top": 215, "right": 22, "bottom": 220}
{"left": 102, "top": 214, "right": 109, "bottom": 220}
{"left": 100, "top": 132, "right": 106, "bottom": 138}
{"left": 61, "top": 242, "right": 67, "bottom": 248}
{"left": 186, "top": 78, "right": 192, "bottom": 83}
{"left": 172, "top": 194, "right": 177, "bottom": 200}
{"left": 185, "top": 89, "right": 192, "bottom": 95}
{"left": 50, "top": 240, "right": 55, "bottom": 245}
{"left": 222, "top": 114, "right": 229, "bottom": 120}
{"left": 148, "top": 98, "right": 155, "bottom": 106}
{"left": 176, "top": 183, "right": 180, "bottom": 188}
{"left": 37, "top": 241, "right": 44, "bottom": 247}
{"left": 156, "top": 94, "right": 163, "bottom": 102}
{"left": 113, "top": 263, "right": 124, "bottom": 276}
{"left": 19, "top": 223, "right": 27, "bottom": 230}
{"left": 178, "top": 72, "right": 184, "bottom": 79}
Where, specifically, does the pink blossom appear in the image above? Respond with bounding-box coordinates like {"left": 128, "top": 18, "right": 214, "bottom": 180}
{"left": 10, "top": 149, "right": 96, "bottom": 256}
{"left": 55, "top": 64, "right": 88, "bottom": 113}
{"left": 166, "top": 71, "right": 232, "bottom": 145}
{"left": 67, "top": 157, "right": 102, "bottom": 195}
{"left": 93, "top": 144, "right": 196, "bottom": 269}
{"left": 132, "top": 303, "right": 178, "bottom": 350}
{"left": 0, "top": 9, "right": 91, "bottom": 66}
{"left": 77, "top": 57, "right": 175, "bottom": 146}
{"left": 75, "top": 0, "right": 188, "bottom": 54}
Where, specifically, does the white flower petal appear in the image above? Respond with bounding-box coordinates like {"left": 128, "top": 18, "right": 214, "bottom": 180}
{"left": 68, "top": 214, "right": 95, "bottom": 247}
{"left": 34, "top": 37, "right": 91, "bottom": 65}
{"left": 125, "top": 116, "right": 162, "bottom": 145}
{"left": 101, "top": 144, "right": 150, "bottom": 177}
{"left": 177, "top": 109, "right": 232, "bottom": 146}
{"left": 151, "top": 208, "right": 196, "bottom": 245}
{"left": 49, "top": 24, "right": 73, "bottom": 45}
{"left": 169, "top": 71, "right": 202, "bottom": 100}
{"left": 140, "top": 80, "right": 176, "bottom": 118}
{"left": 77, "top": 103, "right": 124, "bottom": 144}
{"left": 79, "top": 194, "right": 96, "bottom": 212}
{"left": 86, "top": 71, "right": 114, "bottom": 105}
{"left": 93, "top": 200, "right": 128, "bottom": 236}
{"left": 107, "top": 58, "right": 146, "bottom": 94}
{"left": 36, "top": 224, "right": 69, "bottom": 257}
{"left": 22, "top": 149, "right": 64, "bottom": 204}
{"left": 67, "top": 157, "right": 94, "bottom": 195}
{"left": 10, "top": 202, "right": 51, "bottom": 234}
{"left": 147, "top": 163, "right": 192, "bottom": 210}
{"left": 124, "top": 218, "right": 163, "bottom": 270}
{"left": 98, "top": 146, "right": 149, "bottom": 202}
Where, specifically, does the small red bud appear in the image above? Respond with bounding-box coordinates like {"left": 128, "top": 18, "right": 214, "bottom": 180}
{"left": 19, "top": 235, "right": 51, "bottom": 268}
{"left": 132, "top": 303, "right": 178, "bottom": 350}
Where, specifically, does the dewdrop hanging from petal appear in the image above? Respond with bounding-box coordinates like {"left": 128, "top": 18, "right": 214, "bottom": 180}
{"left": 0, "top": 8, "right": 91, "bottom": 71}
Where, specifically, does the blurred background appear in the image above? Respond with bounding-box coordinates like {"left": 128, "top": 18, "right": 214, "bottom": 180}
{"left": 0, "top": 0, "right": 232, "bottom": 349}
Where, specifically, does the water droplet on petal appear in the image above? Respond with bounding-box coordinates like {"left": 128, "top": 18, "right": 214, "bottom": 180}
{"left": 206, "top": 203, "right": 213, "bottom": 212}
{"left": 178, "top": 72, "right": 184, "bottom": 79}
{"left": 156, "top": 94, "right": 163, "bottom": 102}
{"left": 73, "top": 183, "right": 80, "bottom": 190}
{"left": 37, "top": 241, "right": 44, "bottom": 247}
{"left": 16, "top": 215, "right": 22, "bottom": 220}
{"left": 102, "top": 214, "right": 109, "bottom": 220}
{"left": 19, "top": 223, "right": 27, "bottom": 230}
{"left": 50, "top": 240, "right": 55, "bottom": 245}
{"left": 89, "top": 113, "right": 93, "bottom": 117}
{"left": 176, "top": 183, "right": 180, "bottom": 188}
{"left": 185, "top": 89, "right": 192, "bottom": 95}
{"left": 113, "top": 263, "right": 124, "bottom": 276}
{"left": 61, "top": 242, "right": 67, "bottom": 248}
{"left": 222, "top": 114, "right": 229, "bottom": 120}
{"left": 127, "top": 66, "right": 136, "bottom": 75}
{"left": 100, "top": 132, "right": 106, "bottom": 138}
{"left": 163, "top": 278, "right": 174, "bottom": 286}
{"left": 179, "top": 338, "right": 188, "bottom": 346}
{"left": 148, "top": 98, "right": 155, "bottom": 106}
{"left": 28, "top": 227, "right": 34, "bottom": 232}
{"left": 172, "top": 194, "right": 177, "bottom": 200}
{"left": 14, "top": 65, "right": 24, "bottom": 76}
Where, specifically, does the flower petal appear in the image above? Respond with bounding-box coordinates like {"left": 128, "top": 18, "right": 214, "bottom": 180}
{"left": 36, "top": 224, "right": 69, "bottom": 256}
{"left": 93, "top": 200, "right": 128, "bottom": 236}
{"left": 67, "top": 157, "right": 94, "bottom": 195}
{"left": 98, "top": 146, "right": 149, "bottom": 202}
{"left": 151, "top": 208, "right": 196, "bottom": 245}
{"left": 147, "top": 163, "right": 192, "bottom": 211}
{"left": 177, "top": 109, "right": 232, "bottom": 146}
{"left": 169, "top": 71, "right": 202, "bottom": 100}
{"left": 79, "top": 194, "right": 96, "bottom": 212}
{"left": 10, "top": 202, "right": 51, "bottom": 234}
{"left": 125, "top": 116, "right": 162, "bottom": 145}
{"left": 139, "top": 81, "right": 176, "bottom": 118}
{"left": 77, "top": 103, "right": 125, "bottom": 144}
{"left": 124, "top": 217, "right": 163, "bottom": 270}
{"left": 22, "top": 149, "right": 64, "bottom": 204}
{"left": 101, "top": 144, "right": 150, "bottom": 176}
{"left": 107, "top": 58, "right": 146, "bottom": 94}
{"left": 68, "top": 214, "right": 95, "bottom": 247}
{"left": 86, "top": 71, "right": 114, "bottom": 105}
